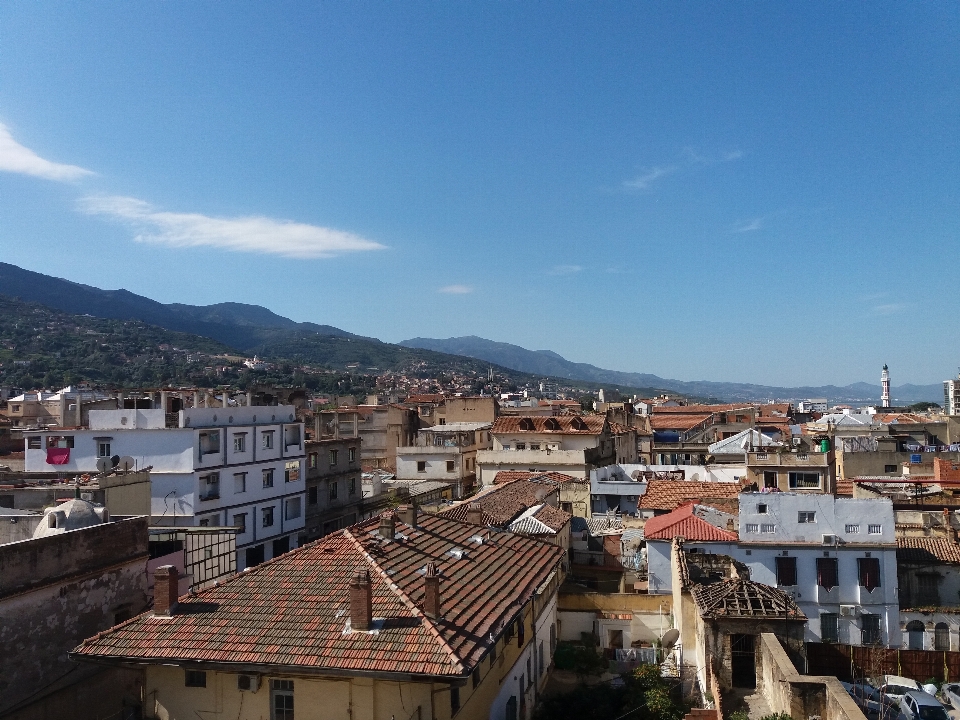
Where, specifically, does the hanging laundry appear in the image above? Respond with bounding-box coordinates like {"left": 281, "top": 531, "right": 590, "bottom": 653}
{"left": 46, "top": 448, "right": 70, "bottom": 465}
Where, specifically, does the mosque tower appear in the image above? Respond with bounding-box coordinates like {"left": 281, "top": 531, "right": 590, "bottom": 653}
{"left": 881, "top": 364, "right": 891, "bottom": 408}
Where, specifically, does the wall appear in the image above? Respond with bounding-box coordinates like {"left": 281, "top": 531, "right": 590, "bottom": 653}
{"left": 0, "top": 517, "right": 149, "bottom": 717}
{"left": 0, "top": 511, "right": 42, "bottom": 543}
{"left": 100, "top": 470, "right": 152, "bottom": 516}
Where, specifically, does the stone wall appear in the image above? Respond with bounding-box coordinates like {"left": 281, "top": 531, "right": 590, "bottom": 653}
{"left": 757, "top": 632, "right": 867, "bottom": 720}
{"left": 0, "top": 517, "right": 149, "bottom": 717}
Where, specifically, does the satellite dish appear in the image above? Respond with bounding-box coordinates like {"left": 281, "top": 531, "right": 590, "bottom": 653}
{"left": 661, "top": 629, "right": 680, "bottom": 650}
{"left": 118, "top": 456, "right": 136, "bottom": 472}
{"left": 111, "top": 455, "right": 121, "bottom": 468}
{"left": 96, "top": 457, "right": 111, "bottom": 473}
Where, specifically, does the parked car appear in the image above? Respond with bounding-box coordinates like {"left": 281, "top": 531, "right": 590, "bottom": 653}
{"left": 879, "top": 676, "right": 922, "bottom": 708}
{"left": 899, "top": 691, "right": 950, "bottom": 720}
{"left": 941, "top": 683, "right": 960, "bottom": 711}
{"left": 842, "top": 682, "right": 904, "bottom": 720}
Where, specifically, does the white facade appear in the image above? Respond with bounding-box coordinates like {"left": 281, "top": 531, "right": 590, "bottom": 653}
{"left": 24, "top": 406, "right": 305, "bottom": 569}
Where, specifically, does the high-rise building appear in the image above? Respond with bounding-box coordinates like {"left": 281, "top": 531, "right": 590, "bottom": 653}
{"left": 881, "top": 364, "right": 891, "bottom": 408}
{"left": 945, "top": 372, "right": 960, "bottom": 416}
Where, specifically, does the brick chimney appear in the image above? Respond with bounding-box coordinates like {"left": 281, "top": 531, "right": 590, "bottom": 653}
{"left": 423, "top": 563, "right": 441, "bottom": 620}
{"left": 350, "top": 570, "right": 373, "bottom": 631}
{"left": 379, "top": 512, "right": 396, "bottom": 540}
{"left": 466, "top": 503, "right": 483, "bottom": 525}
{"left": 154, "top": 565, "right": 179, "bottom": 616}
{"left": 397, "top": 504, "right": 417, "bottom": 527}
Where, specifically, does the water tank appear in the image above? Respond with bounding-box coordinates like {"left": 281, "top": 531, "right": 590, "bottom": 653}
{"left": 820, "top": 439, "right": 830, "bottom": 452}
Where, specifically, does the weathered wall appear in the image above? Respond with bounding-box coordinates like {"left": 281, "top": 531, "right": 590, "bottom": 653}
{"left": 5, "top": 666, "right": 143, "bottom": 720}
{"left": 0, "top": 513, "right": 42, "bottom": 544}
{"left": 0, "top": 517, "right": 149, "bottom": 716}
{"left": 757, "top": 633, "right": 866, "bottom": 720}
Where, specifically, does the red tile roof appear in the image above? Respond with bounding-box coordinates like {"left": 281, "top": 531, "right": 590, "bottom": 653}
{"left": 491, "top": 415, "right": 606, "bottom": 435}
{"left": 440, "top": 479, "right": 560, "bottom": 527}
{"left": 73, "top": 513, "right": 564, "bottom": 677}
{"left": 649, "top": 414, "right": 711, "bottom": 430}
{"left": 493, "top": 471, "right": 585, "bottom": 485}
{"left": 896, "top": 537, "right": 960, "bottom": 565}
{"left": 643, "top": 503, "right": 738, "bottom": 542}
{"left": 835, "top": 478, "right": 854, "bottom": 497}
{"left": 406, "top": 394, "right": 447, "bottom": 404}
{"left": 640, "top": 479, "right": 743, "bottom": 512}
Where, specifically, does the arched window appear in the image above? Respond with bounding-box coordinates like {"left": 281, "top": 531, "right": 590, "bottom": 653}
{"left": 906, "top": 620, "right": 925, "bottom": 650}
{"left": 935, "top": 623, "right": 950, "bottom": 651}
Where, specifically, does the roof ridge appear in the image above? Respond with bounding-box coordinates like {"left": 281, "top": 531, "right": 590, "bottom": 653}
{"left": 342, "top": 527, "right": 466, "bottom": 675}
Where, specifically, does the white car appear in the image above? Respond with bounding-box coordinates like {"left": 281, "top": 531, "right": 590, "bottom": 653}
{"left": 879, "top": 676, "right": 922, "bottom": 708}
{"left": 941, "top": 683, "right": 960, "bottom": 711}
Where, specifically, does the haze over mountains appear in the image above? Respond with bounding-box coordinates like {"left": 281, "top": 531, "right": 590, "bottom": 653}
{"left": 0, "top": 262, "right": 941, "bottom": 403}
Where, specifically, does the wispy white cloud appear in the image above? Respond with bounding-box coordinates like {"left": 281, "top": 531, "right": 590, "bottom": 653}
{"left": 0, "top": 123, "right": 94, "bottom": 182}
{"left": 872, "top": 303, "right": 907, "bottom": 316}
{"left": 622, "top": 166, "right": 675, "bottom": 190}
{"left": 547, "top": 264, "right": 583, "bottom": 276}
{"left": 723, "top": 150, "right": 744, "bottom": 161}
{"left": 733, "top": 218, "right": 763, "bottom": 233}
{"left": 78, "top": 195, "right": 385, "bottom": 259}
{"left": 439, "top": 285, "right": 472, "bottom": 294}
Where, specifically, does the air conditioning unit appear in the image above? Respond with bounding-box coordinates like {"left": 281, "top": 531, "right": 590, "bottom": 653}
{"left": 822, "top": 534, "right": 838, "bottom": 546}
{"left": 237, "top": 674, "right": 261, "bottom": 692}
{"left": 840, "top": 605, "right": 858, "bottom": 617}
{"left": 793, "top": 437, "right": 802, "bottom": 447}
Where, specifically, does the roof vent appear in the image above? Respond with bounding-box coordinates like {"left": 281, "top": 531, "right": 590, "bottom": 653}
{"left": 447, "top": 547, "right": 468, "bottom": 560}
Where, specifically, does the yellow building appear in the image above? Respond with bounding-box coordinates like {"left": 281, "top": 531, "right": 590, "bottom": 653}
{"left": 73, "top": 507, "right": 565, "bottom": 720}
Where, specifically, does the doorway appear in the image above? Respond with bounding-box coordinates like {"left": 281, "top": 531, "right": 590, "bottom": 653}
{"left": 730, "top": 634, "right": 756, "bottom": 689}
{"left": 906, "top": 620, "right": 925, "bottom": 650}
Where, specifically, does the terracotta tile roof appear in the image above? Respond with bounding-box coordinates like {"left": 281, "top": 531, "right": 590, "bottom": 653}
{"left": 609, "top": 422, "right": 636, "bottom": 435}
{"left": 491, "top": 415, "right": 606, "bottom": 435}
{"left": 72, "top": 513, "right": 564, "bottom": 677}
{"left": 508, "top": 504, "right": 571, "bottom": 536}
{"left": 896, "top": 537, "right": 960, "bottom": 565}
{"left": 649, "top": 414, "right": 711, "bottom": 430}
{"left": 531, "top": 504, "right": 571, "bottom": 532}
{"left": 406, "top": 394, "right": 447, "bottom": 404}
{"left": 492, "top": 470, "right": 585, "bottom": 485}
{"left": 835, "top": 478, "right": 854, "bottom": 497}
{"left": 640, "top": 479, "right": 742, "bottom": 512}
{"left": 643, "top": 503, "right": 738, "bottom": 542}
{"left": 440, "top": 479, "right": 560, "bottom": 527}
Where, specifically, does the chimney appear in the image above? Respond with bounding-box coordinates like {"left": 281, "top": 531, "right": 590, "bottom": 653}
{"left": 397, "top": 504, "right": 417, "bottom": 527}
{"left": 154, "top": 565, "right": 179, "bottom": 616}
{"left": 466, "top": 503, "right": 483, "bottom": 525}
{"left": 379, "top": 512, "right": 396, "bottom": 540}
{"left": 350, "top": 570, "right": 373, "bottom": 631}
{"left": 423, "top": 563, "right": 441, "bottom": 619}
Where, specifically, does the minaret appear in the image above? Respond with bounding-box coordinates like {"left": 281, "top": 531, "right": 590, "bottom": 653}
{"left": 881, "top": 364, "right": 891, "bottom": 408}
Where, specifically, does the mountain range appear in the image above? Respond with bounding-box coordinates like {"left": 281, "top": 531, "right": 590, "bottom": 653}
{"left": 0, "top": 262, "right": 943, "bottom": 403}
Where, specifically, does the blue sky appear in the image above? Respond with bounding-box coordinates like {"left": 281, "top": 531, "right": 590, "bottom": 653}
{"left": 0, "top": 3, "right": 957, "bottom": 387}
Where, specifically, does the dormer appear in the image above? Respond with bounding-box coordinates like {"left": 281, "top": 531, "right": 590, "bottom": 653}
{"left": 571, "top": 417, "right": 588, "bottom": 431}
{"left": 544, "top": 417, "right": 561, "bottom": 431}
{"left": 519, "top": 418, "right": 535, "bottom": 431}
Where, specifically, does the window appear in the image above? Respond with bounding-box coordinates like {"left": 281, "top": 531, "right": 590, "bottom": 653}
{"left": 285, "top": 497, "right": 302, "bottom": 521}
{"left": 285, "top": 461, "right": 300, "bottom": 483}
{"left": 760, "top": 523, "right": 776, "bottom": 533}
{"left": 868, "top": 524, "right": 882, "bottom": 535}
{"left": 263, "top": 469, "right": 275, "bottom": 488}
{"left": 233, "top": 434, "right": 246, "bottom": 453}
{"left": 550, "top": 623, "right": 557, "bottom": 654}
{"left": 417, "top": 461, "right": 426, "bottom": 473}
{"left": 234, "top": 472, "right": 247, "bottom": 494}
{"left": 349, "top": 478, "right": 356, "bottom": 496}
{"left": 234, "top": 513, "right": 247, "bottom": 534}
{"left": 473, "top": 668, "right": 481, "bottom": 688}
{"left": 308, "top": 453, "right": 317, "bottom": 469}
{"left": 199, "top": 473, "right": 220, "bottom": 501}
{"left": 885, "top": 464, "right": 898, "bottom": 473}
{"left": 329, "top": 449, "right": 339, "bottom": 467}
{"left": 861, "top": 614, "right": 881, "bottom": 645}
{"left": 817, "top": 557, "right": 839, "bottom": 590}
{"left": 529, "top": 443, "right": 540, "bottom": 450}
{"left": 745, "top": 523, "right": 759, "bottom": 533}
{"left": 450, "top": 687, "right": 460, "bottom": 715}
{"left": 539, "top": 641, "right": 545, "bottom": 676}
{"left": 198, "top": 430, "right": 220, "bottom": 457}
{"left": 284, "top": 425, "right": 302, "bottom": 448}
{"left": 330, "top": 481, "right": 338, "bottom": 500}
{"left": 262, "top": 431, "right": 274, "bottom": 449}
{"left": 858, "top": 557, "right": 881, "bottom": 592}
{"left": 185, "top": 670, "right": 207, "bottom": 687}
{"left": 845, "top": 524, "right": 860, "bottom": 533}
{"left": 821, "top": 613, "right": 840, "bottom": 643}
{"left": 27, "top": 436, "right": 42, "bottom": 449}
{"left": 763, "top": 471, "right": 777, "bottom": 488}
{"left": 789, "top": 472, "right": 820, "bottom": 489}
{"left": 447, "top": 460, "right": 455, "bottom": 472}
{"left": 917, "top": 574, "right": 941, "bottom": 606}
{"left": 775, "top": 556, "right": 797, "bottom": 586}
{"left": 757, "top": 504, "right": 768, "bottom": 514}
{"left": 308, "top": 486, "right": 318, "bottom": 505}
{"left": 348, "top": 447, "right": 356, "bottom": 463}
{"left": 517, "top": 614, "right": 525, "bottom": 646}
{"left": 515, "top": 443, "right": 526, "bottom": 450}
{"left": 936, "top": 623, "right": 950, "bottom": 651}
{"left": 271, "top": 679, "right": 294, "bottom": 720}
{"left": 97, "top": 441, "right": 111, "bottom": 458}
{"left": 262, "top": 506, "right": 274, "bottom": 528}
{"left": 798, "top": 511, "right": 816, "bottom": 523}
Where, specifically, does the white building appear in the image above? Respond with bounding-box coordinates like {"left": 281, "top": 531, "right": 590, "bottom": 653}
{"left": 945, "top": 374, "right": 960, "bottom": 416}
{"left": 395, "top": 421, "right": 492, "bottom": 499}
{"left": 24, "top": 406, "right": 305, "bottom": 570}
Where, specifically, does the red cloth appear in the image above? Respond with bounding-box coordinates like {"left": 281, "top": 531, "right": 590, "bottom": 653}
{"left": 46, "top": 448, "right": 70, "bottom": 465}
